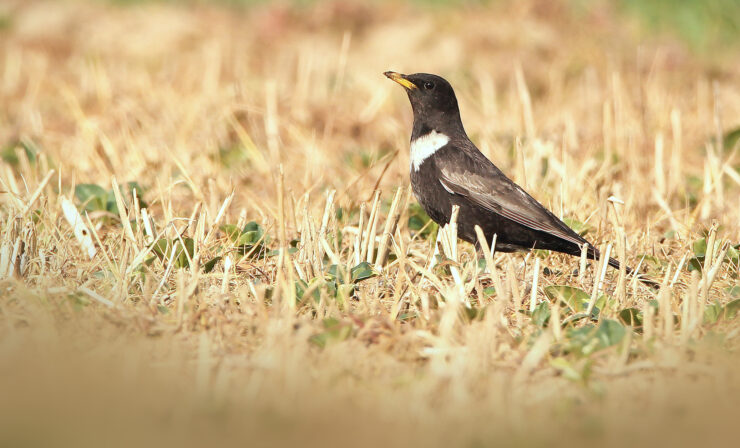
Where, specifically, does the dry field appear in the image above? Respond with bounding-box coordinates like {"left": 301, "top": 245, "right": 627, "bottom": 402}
{"left": 1, "top": 0, "right": 740, "bottom": 446}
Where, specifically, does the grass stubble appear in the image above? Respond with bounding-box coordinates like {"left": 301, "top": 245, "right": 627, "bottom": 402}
{"left": 1, "top": 0, "right": 740, "bottom": 447}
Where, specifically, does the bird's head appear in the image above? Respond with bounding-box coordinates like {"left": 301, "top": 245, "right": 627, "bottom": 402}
{"left": 384, "top": 71, "right": 464, "bottom": 138}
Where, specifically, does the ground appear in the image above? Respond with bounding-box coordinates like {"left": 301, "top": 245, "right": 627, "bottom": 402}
{"left": 1, "top": 1, "right": 739, "bottom": 447}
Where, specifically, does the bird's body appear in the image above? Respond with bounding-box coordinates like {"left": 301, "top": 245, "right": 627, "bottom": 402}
{"left": 410, "top": 137, "right": 589, "bottom": 257}
{"left": 385, "top": 71, "right": 629, "bottom": 273}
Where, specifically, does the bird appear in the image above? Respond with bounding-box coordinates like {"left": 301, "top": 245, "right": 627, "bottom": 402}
{"left": 384, "top": 71, "right": 650, "bottom": 283}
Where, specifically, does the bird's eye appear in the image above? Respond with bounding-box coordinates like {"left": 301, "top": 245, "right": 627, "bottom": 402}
{"left": 423, "top": 81, "right": 435, "bottom": 90}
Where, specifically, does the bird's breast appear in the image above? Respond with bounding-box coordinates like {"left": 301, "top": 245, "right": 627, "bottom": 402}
{"left": 409, "top": 130, "right": 450, "bottom": 172}
{"left": 410, "top": 157, "right": 456, "bottom": 228}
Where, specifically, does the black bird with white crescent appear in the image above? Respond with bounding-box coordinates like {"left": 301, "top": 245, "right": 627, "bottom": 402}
{"left": 385, "top": 71, "right": 648, "bottom": 281}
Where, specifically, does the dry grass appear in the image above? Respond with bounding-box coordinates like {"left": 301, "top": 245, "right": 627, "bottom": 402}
{"left": 1, "top": 0, "right": 740, "bottom": 446}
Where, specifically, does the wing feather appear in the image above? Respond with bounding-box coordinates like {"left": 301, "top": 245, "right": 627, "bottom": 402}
{"left": 438, "top": 153, "right": 587, "bottom": 248}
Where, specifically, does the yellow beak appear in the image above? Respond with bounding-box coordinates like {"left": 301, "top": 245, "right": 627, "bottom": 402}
{"left": 384, "top": 71, "right": 417, "bottom": 90}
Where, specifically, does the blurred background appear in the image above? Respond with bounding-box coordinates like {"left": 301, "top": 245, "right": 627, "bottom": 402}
{"left": 2, "top": 0, "right": 740, "bottom": 228}
{"left": 1, "top": 1, "right": 740, "bottom": 448}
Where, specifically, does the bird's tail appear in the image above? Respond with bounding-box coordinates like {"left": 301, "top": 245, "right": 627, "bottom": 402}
{"left": 588, "top": 246, "right": 659, "bottom": 289}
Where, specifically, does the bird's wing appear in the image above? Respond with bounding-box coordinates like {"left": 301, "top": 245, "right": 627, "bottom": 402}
{"left": 437, "top": 149, "right": 587, "bottom": 248}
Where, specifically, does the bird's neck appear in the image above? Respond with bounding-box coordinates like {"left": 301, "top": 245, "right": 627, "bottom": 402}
{"left": 411, "top": 112, "right": 466, "bottom": 141}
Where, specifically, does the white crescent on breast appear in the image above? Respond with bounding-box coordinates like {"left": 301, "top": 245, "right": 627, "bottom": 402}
{"left": 410, "top": 130, "right": 450, "bottom": 172}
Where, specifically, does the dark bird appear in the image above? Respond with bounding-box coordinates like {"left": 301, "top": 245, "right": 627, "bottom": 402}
{"left": 385, "top": 71, "right": 648, "bottom": 282}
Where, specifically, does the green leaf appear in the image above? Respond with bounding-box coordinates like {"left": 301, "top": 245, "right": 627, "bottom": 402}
{"left": 295, "top": 279, "right": 319, "bottom": 303}
{"left": 689, "top": 241, "right": 739, "bottom": 273}
{"left": 726, "top": 286, "right": 740, "bottom": 298}
{"left": 67, "top": 292, "right": 91, "bottom": 308}
{"left": 75, "top": 183, "right": 108, "bottom": 212}
{"left": 151, "top": 238, "right": 194, "bottom": 269}
{"left": 618, "top": 307, "right": 643, "bottom": 327}
{"left": 727, "top": 245, "right": 739, "bottom": 265}
{"left": 724, "top": 299, "right": 740, "bottom": 320}
{"left": 216, "top": 144, "right": 250, "bottom": 168}
{"left": 178, "top": 238, "right": 195, "bottom": 268}
{"left": 544, "top": 285, "right": 590, "bottom": 312}
{"left": 326, "top": 264, "right": 350, "bottom": 283}
{"left": 202, "top": 256, "right": 222, "bottom": 273}
{"left": 126, "top": 181, "right": 147, "bottom": 208}
{"left": 563, "top": 320, "right": 626, "bottom": 356}
{"left": 220, "top": 224, "right": 242, "bottom": 242}
{"left": 151, "top": 239, "right": 169, "bottom": 260}
{"left": 266, "top": 247, "right": 298, "bottom": 257}
{"left": 335, "top": 284, "right": 355, "bottom": 308}
{"left": 324, "top": 279, "right": 338, "bottom": 298}
{"left": 309, "top": 318, "right": 353, "bottom": 348}
{"left": 237, "top": 231, "right": 260, "bottom": 246}
{"left": 464, "top": 306, "right": 487, "bottom": 321}
{"left": 407, "top": 203, "right": 436, "bottom": 239}
{"left": 242, "top": 221, "right": 268, "bottom": 242}
{"left": 692, "top": 237, "right": 708, "bottom": 257}
{"left": 532, "top": 249, "right": 551, "bottom": 259}
{"left": 350, "top": 261, "right": 376, "bottom": 282}
{"left": 551, "top": 358, "right": 581, "bottom": 381}
{"left": 74, "top": 182, "right": 145, "bottom": 217}
{"left": 594, "top": 294, "right": 607, "bottom": 312}
{"left": 564, "top": 325, "right": 599, "bottom": 355}
{"left": 325, "top": 263, "right": 375, "bottom": 285}
{"left": 551, "top": 357, "right": 591, "bottom": 383}
{"left": 1, "top": 139, "right": 39, "bottom": 166}
{"left": 688, "top": 257, "right": 703, "bottom": 272}
{"left": 530, "top": 301, "right": 551, "bottom": 327}
{"left": 476, "top": 258, "right": 488, "bottom": 270}
{"left": 594, "top": 319, "right": 626, "bottom": 348}
{"left": 704, "top": 301, "right": 723, "bottom": 324}
{"left": 638, "top": 254, "right": 668, "bottom": 276}
{"left": 220, "top": 221, "right": 270, "bottom": 258}
{"left": 561, "top": 312, "right": 591, "bottom": 326}
{"left": 563, "top": 217, "right": 592, "bottom": 237}
{"left": 722, "top": 126, "right": 740, "bottom": 153}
